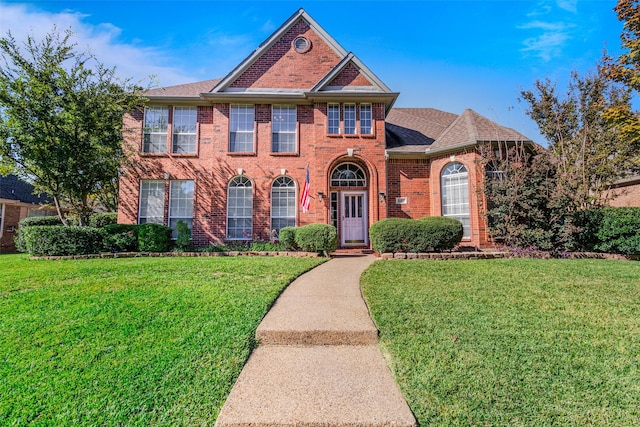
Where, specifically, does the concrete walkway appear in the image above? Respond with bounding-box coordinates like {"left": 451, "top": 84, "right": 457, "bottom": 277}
{"left": 215, "top": 255, "right": 417, "bottom": 427}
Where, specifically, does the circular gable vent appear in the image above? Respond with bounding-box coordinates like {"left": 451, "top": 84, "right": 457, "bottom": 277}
{"left": 293, "top": 36, "right": 311, "bottom": 53}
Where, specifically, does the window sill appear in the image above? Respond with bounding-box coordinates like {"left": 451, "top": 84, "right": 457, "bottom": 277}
{"left": 270, "top": 152, "right": 299, "bottom": 157}
{"left": 170, "top": 153, "right": 198, "bottom": 158}
{"left": 140, "top": 152, "right": 168, "bottom": 157}
{"left": 227, "top": 152, "right": 257, "bottom": 157}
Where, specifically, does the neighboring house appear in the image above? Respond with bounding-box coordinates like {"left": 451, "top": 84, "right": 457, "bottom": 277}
{"left": 0, "top": 175, "right": 57, "bottom": 252}
{"left": 118, "top": 8, "right": 532, "bottom": 249}
{"left": 606, "top": 175, "right": 640, "bottom": 207}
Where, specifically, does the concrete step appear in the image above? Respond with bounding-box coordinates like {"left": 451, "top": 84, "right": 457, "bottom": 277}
{"left": 256, "top": 255, "right": 379, "bottom": 346}
{"left": 214, "top": 345, "right": 417, "bottom": 427}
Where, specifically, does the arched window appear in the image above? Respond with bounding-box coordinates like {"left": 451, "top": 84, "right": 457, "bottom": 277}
{"left": 441, "top": 162, "right": 470, "bottom": 238}
{"left": 227, "top": 176, "right": 252, "bottom": 239}
{"left": 330, "top": 163, "right": 366, "bottom": 187}
{"left": 271, "top": 176, "right": 296, "bottom": 235}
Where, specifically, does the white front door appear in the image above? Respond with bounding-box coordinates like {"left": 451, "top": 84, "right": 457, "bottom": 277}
{"left": 341, "top": 191, "right": 368, "bottom": 246}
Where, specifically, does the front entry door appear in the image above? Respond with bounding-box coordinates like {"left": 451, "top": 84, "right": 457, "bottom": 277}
{"left": 341, "top": 192, "right": 368, "bottom": 246}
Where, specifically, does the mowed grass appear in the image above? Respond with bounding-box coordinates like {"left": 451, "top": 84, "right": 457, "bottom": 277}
{"left": 361, "top": 259, "right": 640, "bottom": 426}
{"left": 0, "top": 254, "right": 325, "bottom": 426}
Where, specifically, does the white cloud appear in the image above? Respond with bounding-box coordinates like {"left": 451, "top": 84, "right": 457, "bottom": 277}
{"left": 0, "top": 2, "right": 198, "bottom": 87}
{"left": 518, "top": 1, "right": 579, "bottom": 62}
{"left": 557, "top": 0, "right": 578, "bottom": 13}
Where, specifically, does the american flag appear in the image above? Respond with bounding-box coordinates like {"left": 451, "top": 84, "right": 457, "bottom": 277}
{"left": 300, "top": 165, "right": 310, "bottom": 213}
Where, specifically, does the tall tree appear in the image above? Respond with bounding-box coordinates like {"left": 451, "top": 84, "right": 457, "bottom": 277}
{"left": 520, "top": 64, "right": 638, "bottom": 210}
{"left": 603, "top": 0, "right": 640, "bottom": 167}
{"left": 0, "top": 28, "right": 145, "bottom": 225}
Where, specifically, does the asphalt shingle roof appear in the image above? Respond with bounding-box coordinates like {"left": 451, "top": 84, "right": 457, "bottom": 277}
{"left": 144, "top": 79, "right": 223, "bottom": 98}
{"left": 0, "top": 175, "right": 52, "bottom": 204}
{"left": 386, "top": 107, "right": 532, "bottom": 153}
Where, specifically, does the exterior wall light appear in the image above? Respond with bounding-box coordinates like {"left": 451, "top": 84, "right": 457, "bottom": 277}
{"left": 317, "top": 191, "right": 324, "bottom": 202}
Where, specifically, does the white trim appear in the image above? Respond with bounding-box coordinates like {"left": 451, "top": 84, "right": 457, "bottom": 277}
{"left": 0, "top": 203, "right": 5, "bottom": 239}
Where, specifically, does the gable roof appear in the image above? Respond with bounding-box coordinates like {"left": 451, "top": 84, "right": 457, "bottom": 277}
{"left": 210, "top": 9, "right": 347, "bottom": 94}
{"left": 0, "top": 175, "right": 53, "bottom": 205}
{"left": 386, "top": 108, "right": 533, "bottom": 157}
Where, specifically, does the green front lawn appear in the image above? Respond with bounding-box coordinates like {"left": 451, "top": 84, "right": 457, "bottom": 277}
{"left": 362, "top": 259, "right": 640, "bottom": 426}
{"left": 0, "top": 254, "right": 325, "bottom": 426}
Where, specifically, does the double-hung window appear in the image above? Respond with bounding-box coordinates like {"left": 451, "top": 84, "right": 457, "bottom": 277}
{"left": 227, "top": 176, "right": 253, "bottom": 239}
{"left": 272, "top": 105, "right": 297, "bottom": 152}
{"left": 271, "top": 177, "right": 296, "bottom": 234}
{"left": 143, "top": 107, "right": 169, "bottom": 153}
{"left": 139, "top": 180, "right": 165, "bottom": 224}
{"left": 172, "top": 107, "right": 197, "bottom": 154}
{"left": 360, "top": 103, "right": 372, "bottom": 134}
{"left": 168, "top": 180, "right": 194, "bottom": 238}
{"left": 328, "top": 103, "right": 340, "bottom": 134}
{"left": 441, "top": 162, "right": 470, "bottom": 238}
{"left": 230, "top": 105, "right": 255, "bottom": 152}
{"left": 343, "top": 103, "right": 356, "bottom": 134}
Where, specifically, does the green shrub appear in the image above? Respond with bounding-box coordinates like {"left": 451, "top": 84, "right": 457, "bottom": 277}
{"left": 23, "top": 226, "right": 104, "bottom": 256}
{"left": 593, "top": 208, "right": 640, "bottom": 255}
{"left": 278, "top": 227, "right": 297, "bottom": 250}
{"left": 14, "top": 216, "right": 64, "bottom": 252}
{"left": 294, "top": 224, "right": 337, "bottom": 254}
{"left": 138, "top": 223, "right": 172, "bottom": 252}
{"left": 369, "top": 217, "right": 464, "bottom": 253}
{"left": 103, "top": 224, "right": 139, "bottom": 252}
{"left": 89, "top": 212, "right": 118, "bottom": 228}
{"left": 175, "top": 220, "right": 194, "bottom": 251}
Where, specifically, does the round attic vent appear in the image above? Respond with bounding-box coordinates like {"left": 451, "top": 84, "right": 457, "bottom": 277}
{"left": 293, "top": 36, "right": 311, "bottom": 53}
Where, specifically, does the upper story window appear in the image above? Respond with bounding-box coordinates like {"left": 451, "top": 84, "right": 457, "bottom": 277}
{"left": 272, "top": 105, "right": 297, "bottom": 153}
{"left": 230, "top": 105, "right": 255, "bottom": 152}
{"left": 360, "top": 104, "right": 372, "bottom": 134}
{"left": 328, "top": 103, "right": 340, "bottom": 134}
{"left": 172, "top": 107, "right": 197, "bottom": 154}
{"left": 344, "top": 104, "right": 356, "bottom": 134}
{"left": 327, "top": 103, "right": 373, "bottom": 136}
{"left": 139, "top": 180, "right": 165, "bottom": 224}
{"left": 143, "top": 107, "right": 169, "bottom": 153}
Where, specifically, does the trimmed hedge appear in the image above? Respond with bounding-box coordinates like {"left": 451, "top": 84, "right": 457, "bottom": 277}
{"left": 576, "top": 207, "right": 640, "bottom": 255}
{"left": 278, "top": 227, "right": 297, "bottom": 250}
{"left": 23, "top": 226, "right": 104, "bottom": 256}
{"left": 103, "top": 224, "right": 139, "bottom": 252}
{"left": 175, "top": 220, "right": 193, "bottom": 251}
{"left": 294, "top": 224, "right": 338, "bottom": 254}
{"left": 138, "top": 223, "right": 173, "bottom": 252}
{"left": 369, "top": 217, "right": 463, "bottom": 253}
{"left": 14, "top": 216, "right": 64, "bottom": 252}
{"left": 89, "top": 212, "right": 118, "bottom": 228}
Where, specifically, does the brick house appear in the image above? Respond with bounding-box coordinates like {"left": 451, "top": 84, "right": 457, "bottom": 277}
{"left": 0, "top": 175, "right": 57, "bottom": 252}
{"left": 117, "top": 8, "right": 532, "bottom": 249}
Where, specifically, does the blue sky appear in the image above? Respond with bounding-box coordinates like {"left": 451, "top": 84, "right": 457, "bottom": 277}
{"left": 0, "top": 0, "right": 630, "bottom": 144}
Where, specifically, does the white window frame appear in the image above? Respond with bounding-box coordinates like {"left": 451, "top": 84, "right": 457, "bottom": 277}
{"left": 172, "top": 107, "right": 197, "bottom": 154}
{"left": 227, "top": 176, "right": 253, "bottom": 240}
{"left": 138, "top": 180, "right": 165, "bottom": 224}
{"left": 441, "top": 162, "right": 470, "bottom": 238}
{"left": 344, "top": 103, "right": 356, "bottom": 135}
{"left": 143, "top": 106, "right": 169, "bottom": 153}
{"left": 360, "top": 103, "right": 372, "bottom": 134}
{"left": 168, "top": 180, "right": 194, "bottom": 239}
{"left": 271, "top": 176, "right": 296, "bottom": 235}
{"left": 0, "top": 203, "right": 4, "bottom": 239}
{"left": 328, "top": 103, "right": 340, "bottom": 134}
{"left": 229, "top": 105, "right": 255, "bottom": 152}
{"left": 272, "top": 105, "right": 297, "bottom": 153}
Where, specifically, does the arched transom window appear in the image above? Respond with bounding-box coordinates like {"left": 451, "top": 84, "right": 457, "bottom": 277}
{"left": 330, "top": 163, "right": 366, "bottom": 187}
{"left": 271, "top": 176, "right": 296, "bottom": 235}
{"left": 441, "top": 162, "right": 470, "bottom": 238}
{"left": 227, "top": 176, "right": 253, "bottom": 239}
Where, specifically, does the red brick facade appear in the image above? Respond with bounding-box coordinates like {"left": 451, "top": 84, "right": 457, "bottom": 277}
{"left": 117, "top": 9, "right": 519, "bottom": 250}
